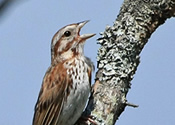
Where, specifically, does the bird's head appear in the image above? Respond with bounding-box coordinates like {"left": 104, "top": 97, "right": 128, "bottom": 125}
{"left": 51, "top": 21, "right": 95, "bottom": 62}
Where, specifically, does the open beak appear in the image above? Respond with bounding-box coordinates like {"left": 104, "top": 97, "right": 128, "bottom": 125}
{"left": 77, "top": 20, "right": 96, "bottom": 41}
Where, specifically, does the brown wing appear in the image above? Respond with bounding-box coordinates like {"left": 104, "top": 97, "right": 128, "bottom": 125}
{"left": 32, "top": 64, "right": 69, "bottom": 125}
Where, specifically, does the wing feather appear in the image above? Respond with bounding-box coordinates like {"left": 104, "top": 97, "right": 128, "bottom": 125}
{"left": 33, "top": 64, "right": 68, "bottom": 125}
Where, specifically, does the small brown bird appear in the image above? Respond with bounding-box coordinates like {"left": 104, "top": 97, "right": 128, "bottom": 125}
{"left": 32, "top": 21, "right": 95, "bottom": 125}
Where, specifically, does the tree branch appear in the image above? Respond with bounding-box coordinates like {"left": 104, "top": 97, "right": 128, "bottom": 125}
{"left": 0, "top": 0, "right": 13, "bottom": 15}
{"left": 76, "top": 0, "right": 175, "bottom": 124}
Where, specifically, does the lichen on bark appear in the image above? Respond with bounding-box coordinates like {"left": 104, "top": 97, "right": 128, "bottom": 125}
{"left": 76, "top": 0, "right": 175, "bottom": 125}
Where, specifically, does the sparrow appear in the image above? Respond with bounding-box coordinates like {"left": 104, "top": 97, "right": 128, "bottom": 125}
{"left": 32, "top": 20, "right": 95, "bottom": 125}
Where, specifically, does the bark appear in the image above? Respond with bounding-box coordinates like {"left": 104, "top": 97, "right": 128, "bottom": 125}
{"left": 76, "top": 0, "right": 175, "bottom": 125}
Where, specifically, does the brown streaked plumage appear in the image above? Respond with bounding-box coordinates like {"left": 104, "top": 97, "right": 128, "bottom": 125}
{"left": 33, "top": 21, "right": 95, "bottom": 125}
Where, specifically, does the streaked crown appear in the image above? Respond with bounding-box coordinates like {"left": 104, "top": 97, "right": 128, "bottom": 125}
{"left": 51, "top": 21, "right": 95, "bottom": 63}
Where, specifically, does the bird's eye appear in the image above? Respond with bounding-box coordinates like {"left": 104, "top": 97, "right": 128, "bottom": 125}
{"left": 64, "top": 31, "right": 71, "bottom": 37}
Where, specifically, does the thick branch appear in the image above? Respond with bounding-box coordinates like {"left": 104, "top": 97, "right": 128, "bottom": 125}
{"left": 76, "top": 0, "right": 175, "bottom": 125}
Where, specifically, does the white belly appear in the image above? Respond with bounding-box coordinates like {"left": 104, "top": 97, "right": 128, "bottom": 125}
{"left": 57, "top": 58, "right": 91, "bottom": 125}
